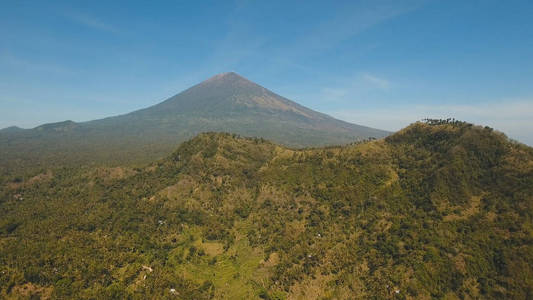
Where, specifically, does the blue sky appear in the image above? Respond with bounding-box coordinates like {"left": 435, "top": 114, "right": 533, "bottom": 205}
{"left": 1, "top": 0, "right": 532, "bottom": 144}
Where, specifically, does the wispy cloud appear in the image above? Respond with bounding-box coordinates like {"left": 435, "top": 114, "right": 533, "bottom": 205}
{"left": 321, "top": 87, "right": 348, "bottom": 100}
{"left": 318, "top": 72, "right": 394, "bottom": 102}
{"left": 63, "top": 12, "right": 119, "bottom": 34}
{"left": 279, "top": 0, "right": 426, "bottom": 59}
{"left": 194, "top": 1, "right": 427, "bottom": 78}
{"left": 166, "top": 4, "right": 273, "bottom": 86}
{"left": 327, "top": 100, "right": 533, "bottom": 145}
{"left": 361, "top": 73, "right": 390, "bottom": 89}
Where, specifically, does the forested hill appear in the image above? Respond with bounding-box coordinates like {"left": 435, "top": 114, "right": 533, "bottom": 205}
{"left": 1, "top": 121, "right": 532, "bottom": 299}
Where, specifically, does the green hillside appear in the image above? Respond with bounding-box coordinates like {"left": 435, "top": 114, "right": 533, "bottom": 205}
{"left": 1, "top": 120, "right": 532, "bottom": 299}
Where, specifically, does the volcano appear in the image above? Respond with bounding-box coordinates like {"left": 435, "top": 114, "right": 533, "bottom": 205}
{"left": 0, "top": 72, "right": 389, "bottom": 168}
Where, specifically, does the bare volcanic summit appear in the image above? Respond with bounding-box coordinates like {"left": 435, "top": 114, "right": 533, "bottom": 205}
{"left": 0, "top": 72, "right": 389, "bottom": 168}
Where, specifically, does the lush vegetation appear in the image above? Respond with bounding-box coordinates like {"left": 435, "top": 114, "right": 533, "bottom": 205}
{"left": 1, "top": 121, "right": 532, "bottom": 299}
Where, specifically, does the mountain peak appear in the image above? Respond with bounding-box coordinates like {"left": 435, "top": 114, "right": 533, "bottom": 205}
{"left": 140, "top": 71, "right": 389, "bottom": 145}
{"left": 214, "top": 71, "right": 239, "bottom": 78}
{"left": 202, "top": 71, "right": 251, "bottom": 85}
{"left": 166, "top": 71, "right": 320, "bottom": 117}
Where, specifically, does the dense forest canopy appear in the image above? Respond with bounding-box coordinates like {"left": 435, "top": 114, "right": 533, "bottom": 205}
{"left": 1, "top": 120, "right": 532, "bottom": 299}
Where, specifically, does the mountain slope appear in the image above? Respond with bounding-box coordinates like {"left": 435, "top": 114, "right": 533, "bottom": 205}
{"left": 0, "top": 72, "right": 388, "bottom": 172}
{"left": 1, "top": 120, "right": 532, "bottom": 299}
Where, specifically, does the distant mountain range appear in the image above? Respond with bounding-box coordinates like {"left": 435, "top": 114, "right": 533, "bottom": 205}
{"left": 0, "top": 72, "right": 388, "bottom": 171}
